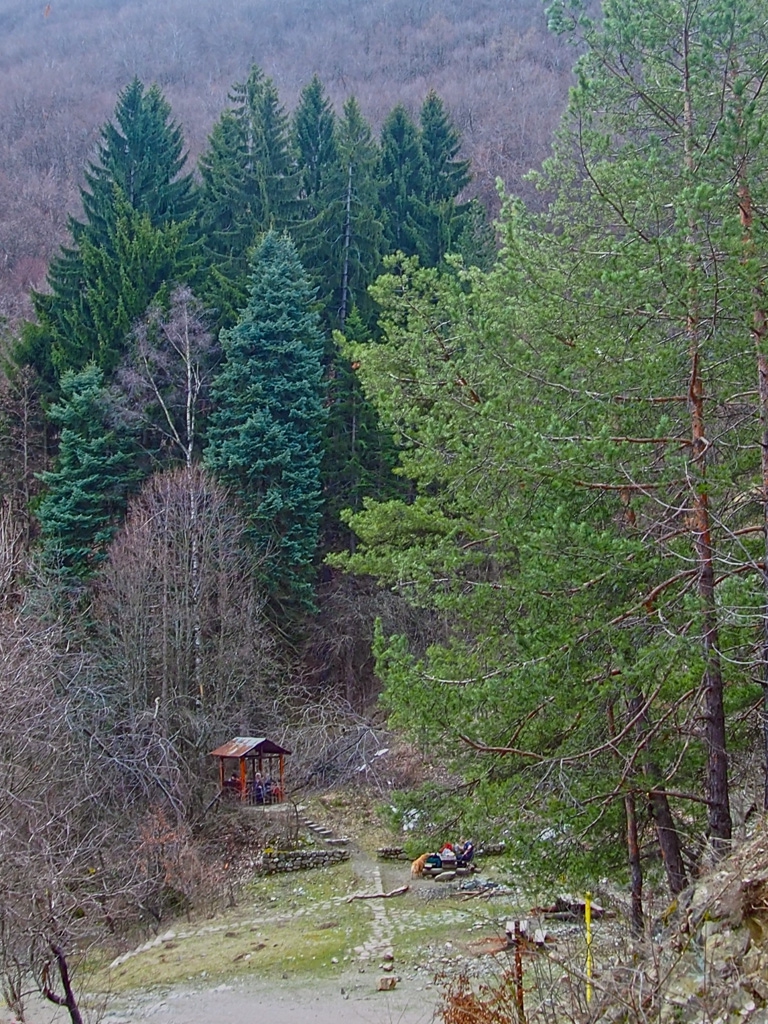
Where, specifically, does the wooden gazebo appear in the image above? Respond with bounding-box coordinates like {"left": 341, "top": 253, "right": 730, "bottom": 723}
{"left": 210, "top": 737, "right": 291, "bottom": 805}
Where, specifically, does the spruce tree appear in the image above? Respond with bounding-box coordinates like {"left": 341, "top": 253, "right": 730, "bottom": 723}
{"left": 292, "top": 76, "right": 338, "bottom": 219}
{"left": 297, "top": 96, "right": 384, "bottom": 331}
{"left": 204, "top": 232, "right": 326, "bottom": 611}
{"left": 19, "top": 80, "right": 194, "bottom": 386}
{"left": 36, "top": 364, "right": 137, "bottom": 580}
{"left": 322, "top": 306, "right": 401, "bottom": 551}
{"left": 197, "top": 66, "right": 298, "bottom": 325}
{"left": 419, "top": 91, "right": 471, "bottom": 206}
{"left": 81, "top": 78, "right": 194, "bottom": 233}
{"left": 379, "top": 105, "right": 429, "bottom": 261}
{"left": 419, "top": 91, "right": 476, "bottom": 266}
{"left": 62, "top": 190, "right": 193, "bottom": 375}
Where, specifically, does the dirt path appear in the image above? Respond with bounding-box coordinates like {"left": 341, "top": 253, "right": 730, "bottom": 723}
{"left": 103, "top": 970, "right": 438, "bottom": 1024}
{"left": 4, "top": 843, "right": 513, "bottom": 1024}
{"left": 4, "top": 971, "right": 438, "bottom": 1024}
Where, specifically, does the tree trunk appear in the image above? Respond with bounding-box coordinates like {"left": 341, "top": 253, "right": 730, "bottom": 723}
{"left": 625, "top": 790, "right": 644, "bottom": 935}
{"left": 608, "top": 701, "right": 644, "bottom": 930}
{"left": 626, "top": 692, "right": 688, "bottom": 895}
{"left": 682, "top": 17, "right": 731, "bottom": 849}
{"left": 735, "top": 133, "right": 768, "bottom": 811}
{"left": 648, "top": 788, "right": 688, "bottom": 895}
{"left": 42, "top": 944, "right": 83, "bottom": 1024}
{"left": 339, "top": 162, "right": 353, "bottom": 329}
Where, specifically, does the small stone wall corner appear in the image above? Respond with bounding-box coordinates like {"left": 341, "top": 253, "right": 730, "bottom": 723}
{"left": 260, "top": 848, "right": 350, "bottom": 874}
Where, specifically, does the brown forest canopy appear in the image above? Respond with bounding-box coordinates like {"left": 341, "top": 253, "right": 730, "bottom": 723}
{"left": 0, "top": 0, "right": 573, "bottom": 321}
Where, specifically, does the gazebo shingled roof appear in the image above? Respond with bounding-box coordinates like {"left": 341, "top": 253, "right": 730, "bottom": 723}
{"left": 210, "top": 737, "right": 291, "bottom": 759}
{"left": 210, "top": 736, "right": 291, "bottom": 804}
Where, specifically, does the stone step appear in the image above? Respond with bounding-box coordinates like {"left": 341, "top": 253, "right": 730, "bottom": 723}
{"left": 300, "top": 818, "right": 338, "bottom": 841}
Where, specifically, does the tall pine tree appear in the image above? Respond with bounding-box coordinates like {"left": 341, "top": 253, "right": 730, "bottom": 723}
{"left": 19, "top": 80, "right": 195, "bottom": 386}
{"left": 197, "top": 66, "right": 298, "bottom": 326}
{"left": 204, "top": 233, "right": 326, "bottom": 611}
{"left": 379, "top": 105, "right": 429, "bottom": 261}
{"left": 36, "top": 364, "right": 137, "bottom": 580}
{"left": 419, "top": 90, "right": 473, "bottom": 266}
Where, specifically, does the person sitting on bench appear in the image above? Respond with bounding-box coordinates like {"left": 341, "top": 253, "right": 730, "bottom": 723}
{"left": 456, "top": 840, "right": 474, "bottom": 866}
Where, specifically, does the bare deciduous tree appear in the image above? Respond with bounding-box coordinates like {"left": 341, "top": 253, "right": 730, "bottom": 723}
{"left": 94, "top": 466, "right": 283, "bottom": 816}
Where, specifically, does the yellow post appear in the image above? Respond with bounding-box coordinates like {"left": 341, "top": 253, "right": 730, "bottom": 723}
{"left": 585, "top": 892, "right": 593, "bottom": 1004}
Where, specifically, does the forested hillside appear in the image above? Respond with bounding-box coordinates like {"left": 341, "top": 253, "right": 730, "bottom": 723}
{"left": 2, "top": 1, "right": 768, "bottom": 1021}
{"left": 0, "top": 0, "right": 572, "bottom": 321}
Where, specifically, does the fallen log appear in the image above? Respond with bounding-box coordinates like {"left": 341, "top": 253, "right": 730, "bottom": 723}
{"left": 346, "top": 885, "right": 410, "bottom": 903}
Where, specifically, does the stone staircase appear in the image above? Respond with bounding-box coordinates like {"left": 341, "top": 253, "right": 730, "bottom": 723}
{"left": 297, "top": 806, "right": 352, "bottom": 847}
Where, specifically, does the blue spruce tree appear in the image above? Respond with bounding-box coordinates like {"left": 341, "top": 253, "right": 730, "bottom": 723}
{"left": 205, "top": 233, "right": 326, "bottom": 611}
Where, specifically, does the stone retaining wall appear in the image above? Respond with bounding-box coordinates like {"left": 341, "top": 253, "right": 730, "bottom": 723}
{"left": 377, "top": 846, "right": 410, "bottom": 861}
{"left": 260, "top": 848, "right": 350, "bottom": 874}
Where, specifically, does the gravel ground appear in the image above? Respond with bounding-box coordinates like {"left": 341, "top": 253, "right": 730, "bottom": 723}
{"left": 4, "top": 971, "right": 438, "bottom": 1024}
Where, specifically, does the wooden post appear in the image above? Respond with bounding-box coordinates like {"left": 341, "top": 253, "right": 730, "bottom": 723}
{"left": 513, "top": 920, "right": 525, "bottom": 1023}
{"left": 218, "top": 758, "right": 224, "bottom": 792}
{"left": 279, "top": 754, "right": 285, "bottom": 802}
{"left": 239, "top": 757, "right": 246, "bottom": 802}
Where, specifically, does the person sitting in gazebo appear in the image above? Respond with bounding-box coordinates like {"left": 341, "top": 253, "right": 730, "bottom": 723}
{"left": 253, "top": 773, "right": 264, "bottom": 804}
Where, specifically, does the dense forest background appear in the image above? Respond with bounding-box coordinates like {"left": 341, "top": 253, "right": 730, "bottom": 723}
{"left": 0, "top": 0, "right": 572, "bottom": 323}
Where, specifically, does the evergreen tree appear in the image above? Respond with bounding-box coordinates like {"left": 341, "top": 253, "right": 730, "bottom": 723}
{"left": 204, "top": 233, "right": 326, "bottom": 611}
{"left": 64, "top": 190, "right": 193, "bottom": 375}
{"left": 419, "top": 91, "right": 471, "bottom": 205}
{"left": 419, "top": 90, "right": 473, "bottom": 265}
{"left": 337, "top": 0, "right": 768, "bottom": 887}
{"left": 322, "top": 306, "right": 401, "bottom": 551}
{"left": 36, "top": 364, "right": 137, "bottom": 580}
{"left": 297, "top": 96, "right": 384, "bottom": 331}
{"left": 292, "top": 76, "right": 338, "bottom": 219}
{"left": 18, "top": 80, "right": 194, "bottom": 386}
{"left": 81, "top": 77, "right": 194, "bottom": 234}
{"left": 289, "top": 94, "right": 395, "bottom": 550}
{"left": 379, "top": 105, "right": 429, "bottom": 261}
{"left": 197, "top": 66, "right": 298, "bottom": 325}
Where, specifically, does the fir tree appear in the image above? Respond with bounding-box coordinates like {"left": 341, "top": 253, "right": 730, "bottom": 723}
{"left": 197, "top": 66, "right": 298, "bottom": 324}
{"left": 36, "top": 364, "right": 137, "bottom": 580}
{"left": 418, "top": 91, "right": 474, "bottom": 266}
{"left": 419, "top": 91, "right": 471, "bottom": 205}
{"left": 292, "top": 76, "right": 338, "bottom": 219}
{"left": 18, "top": 80, "right": 194, "bottom": 386}
{"left": 322, "top": 306, "right": 401, "bottom": 551}
{"left": 297, "top": 96, "right": 384, "bottom": 332}
{"left": 81, "top": 77, "right": 194, "bottom": 233}
{"left": 62, "top": 190, "right": 193, "bottom": 375}
{"left": 204, "top": 232, "right": 326, "bottom": 611}
{"left": 379, "top": 105, "right": 429, "bottom": 261}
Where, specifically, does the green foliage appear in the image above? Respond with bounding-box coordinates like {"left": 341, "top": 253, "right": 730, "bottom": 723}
{"left": 321, "top": 312, "right": 402, "bottom": 551}
{"left": 418, "top": 90, "right": 475, "bottom": 267}
{"left": 19, "top": 79, "right": 195, "bottom": 386}
{"left": 197, "top": 66, "right": 298, "bottom": 325}
{"left": 379, "top": 106, "right": 429, "bottom": 261}
{"left": 81, "top": 77, "right": 194, "bottom": 231}
{"left": 204, "top": 232, "right": 326, "bottom": 611}
{"left": 59, "top": 190, "right": 193, "bottom": 375}
{"left": 296, "top": 96, "right": 384, "bottom": 332}
{"left": 36, "top": 364, "right": 138, "bottom": 579}
{"left": 335, "top": 0, "right": 768, "bottom": 880}
{"left": 331, "top": 228, "right": 717, "bottom": 875}
{"left": 292, "top": 76, "right": 338, "bottom": 218}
